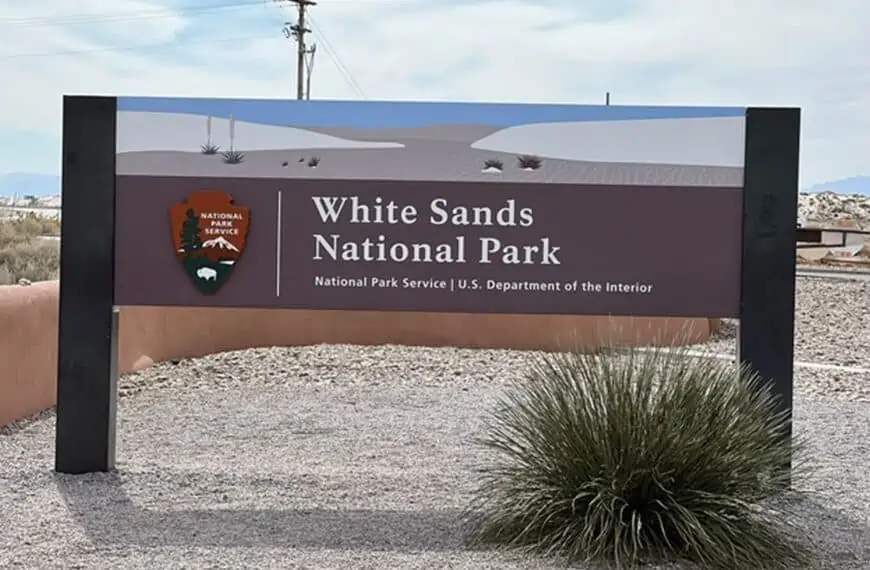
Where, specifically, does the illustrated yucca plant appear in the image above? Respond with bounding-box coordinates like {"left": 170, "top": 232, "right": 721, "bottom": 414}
{"left": 482, "top": 158, "right": 504, "bottom": 171}
{"left": 462, "top": 341, "right": 815, "bottom": 569}
{"left": 220, "top": 114, "right": 244, "bottom": 164}
{"left": 221, "top": 150, "right": 245, "bottom": 164}
{"left": 201, "top": 114, "right": 219, "bottom": 155}
{"left": 517, "top": 154, "right": 542, "bottom": 170}
{"left": 307, "top": 156, "right": 320, "bottom": 168}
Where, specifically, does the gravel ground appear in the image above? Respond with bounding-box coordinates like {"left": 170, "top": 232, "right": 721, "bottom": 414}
{"left": 703, "top": 276, "right": 870, "bottom": 379}
{"left": 1, "top": 276, "right": 869, "bottom": 569}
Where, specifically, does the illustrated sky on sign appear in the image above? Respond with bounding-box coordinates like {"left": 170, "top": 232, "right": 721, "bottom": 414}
{"left": 117, "top": 96, "right": 746, "bottom": 130}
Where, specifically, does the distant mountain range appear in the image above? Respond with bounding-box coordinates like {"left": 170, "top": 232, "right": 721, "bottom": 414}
{"left": 1, "top": 171, "right": 868, "bottom": 197}
{"left": 805, "top": 176, "right": 870, "bottom": 196}
{"left": 0, "top": 173, "right": 60, "bottom": 198}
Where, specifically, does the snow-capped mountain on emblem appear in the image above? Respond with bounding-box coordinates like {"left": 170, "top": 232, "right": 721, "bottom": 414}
{"left": 202, "top": 236, "right": 240, "bottom": 251}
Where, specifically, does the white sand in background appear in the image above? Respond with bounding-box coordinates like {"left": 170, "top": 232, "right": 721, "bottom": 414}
{"left": 470, "top": 116, "right": 746, "bottom": 167}
{"left": 1, "top": 276, "right": 869, "bottom": 569}
{"left": 116, "top": 111, "right": 404, "bottom": 154}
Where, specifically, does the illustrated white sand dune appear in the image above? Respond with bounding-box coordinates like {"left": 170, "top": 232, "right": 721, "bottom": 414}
{"left": 116, "top": 111, "right": 405, "bottom": 153}
{"left": 470, "top": 116, "right": 746, "bottom": 167}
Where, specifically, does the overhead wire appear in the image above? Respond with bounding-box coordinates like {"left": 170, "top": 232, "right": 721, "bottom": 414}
{"left": 0, "top": 34, "right": 277, "bottom": 60}
{"left": 306, "top": 14, "right": 367, "bottom": 99}
{"left": 0, "top": 2, "right": 277, "bottom": 61}
{"left": 0, "top": 1, "right": 266, "bottom": 28}
{"left": 268, "top": 1, "right": 366, "bottom": 98}
{"left": 2, "top": 0, "right": 369, "bottom": 100}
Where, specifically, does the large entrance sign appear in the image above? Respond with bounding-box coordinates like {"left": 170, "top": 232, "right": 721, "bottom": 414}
{"left": 56, "top": 96, "right": 801, "bottom": 475}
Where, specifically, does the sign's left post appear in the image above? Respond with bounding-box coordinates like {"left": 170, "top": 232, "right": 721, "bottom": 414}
{"left": 55, "top": 95, "right": 120, "bottom": 474}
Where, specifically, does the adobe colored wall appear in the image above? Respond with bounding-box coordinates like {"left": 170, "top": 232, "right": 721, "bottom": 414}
{"left": 0, "top": 280, "right": 718, "bottom": 427}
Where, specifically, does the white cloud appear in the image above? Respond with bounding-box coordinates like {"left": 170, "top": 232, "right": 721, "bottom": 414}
{"left": 0, "top": 0, "right": 867, "bottom": 187}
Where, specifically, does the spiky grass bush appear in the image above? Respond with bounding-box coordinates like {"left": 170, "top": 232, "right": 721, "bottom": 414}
{"left": 483, "top": 158, "right": 504, "bottom": 170}
{"left": 220, "top": 149, "right": 245, "bottom": 164}
{"left": 307, "top": 156, "right": 321, "bottom": 167}
{"left": 463, "top": 345, "right": 815, "bottom": 569}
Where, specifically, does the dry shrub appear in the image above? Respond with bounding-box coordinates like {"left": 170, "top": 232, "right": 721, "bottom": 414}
{"left": 463, "top": 342, "right": 815, "bottom": 569}
{"left": 0, "top": 214, "right": 61, "bottom": 284}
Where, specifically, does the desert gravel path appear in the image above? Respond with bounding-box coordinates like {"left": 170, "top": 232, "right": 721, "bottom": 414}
{"left": 1, "top": 276, "right": 869, "bottom": 569}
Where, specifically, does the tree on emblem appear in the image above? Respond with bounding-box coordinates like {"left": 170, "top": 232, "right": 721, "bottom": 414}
{"left": 180, "top": 208, "right": 203, "bottom": 254}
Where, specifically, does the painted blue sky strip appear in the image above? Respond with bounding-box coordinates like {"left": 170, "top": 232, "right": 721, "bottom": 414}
{"left": 117, "top": 97, "right": 745, "bottom": 129}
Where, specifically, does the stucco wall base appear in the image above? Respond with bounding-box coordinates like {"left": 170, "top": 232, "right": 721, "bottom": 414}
{"left": 1, "top": 280, "right": 718, "bottom": 427}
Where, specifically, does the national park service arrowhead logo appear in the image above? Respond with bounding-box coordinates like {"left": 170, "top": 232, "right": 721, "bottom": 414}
{"left": 169, "top": 190, "right": 250, "bottom": 294}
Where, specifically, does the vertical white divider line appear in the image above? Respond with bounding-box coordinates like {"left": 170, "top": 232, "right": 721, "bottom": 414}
{"left": 276, "top": 190, "right": 282, "bottom": 296}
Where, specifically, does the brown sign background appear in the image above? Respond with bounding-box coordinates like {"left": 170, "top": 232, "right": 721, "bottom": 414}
{"left": 115, "top": 175, "right": 743, "bottom": 317}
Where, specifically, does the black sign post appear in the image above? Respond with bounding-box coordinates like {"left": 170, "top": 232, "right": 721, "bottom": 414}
{"left": 55, "top": 96, "right": 119, "bottom": 474}
{"left": 739, "top": 107, "right": 801, "bottom": 483}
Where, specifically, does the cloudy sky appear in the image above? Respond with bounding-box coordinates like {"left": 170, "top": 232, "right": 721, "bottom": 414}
{"left": 1, "top": 0, "right": 867, "bottom": 188}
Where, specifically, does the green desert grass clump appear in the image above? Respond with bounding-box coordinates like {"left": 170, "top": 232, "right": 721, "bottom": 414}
{"left": 462, "top": 344, "right": 815, "bottom": 569}
{"left": 0, "top": 214, "right": 61, "bottom": 284}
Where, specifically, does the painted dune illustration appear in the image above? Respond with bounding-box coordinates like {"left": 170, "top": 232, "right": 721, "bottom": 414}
{"left": 116, "top": 99, "right": 747, "bottom": 187}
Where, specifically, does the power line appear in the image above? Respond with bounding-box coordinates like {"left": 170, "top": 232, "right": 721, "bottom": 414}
{"left": 4, "top": 1, "right": 369, "bottom": 100}
{"left": 272, "top": 1, "right": 366, "bottom": 99}
{"left": 307, "top": 14, "right": 366, "bottom": 99}
{"left": 283, "top": 0, "right": 316, "bottom": 100}
{"left": 0, "top": 1, "right": 265, "bottom": 28}
{"left": 0, "top": 33, "right": 276, "bottom": 61}
{"left": 271, "top": 1, "right": 366, "bottom": 98}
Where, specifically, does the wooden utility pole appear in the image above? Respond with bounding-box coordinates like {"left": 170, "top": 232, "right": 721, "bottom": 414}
{"left": 288, "top": 0, "right": 316, "bottom": 100}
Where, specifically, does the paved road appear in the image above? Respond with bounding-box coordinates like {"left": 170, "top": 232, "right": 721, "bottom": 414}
{"left": 796, "top": 267, "right": 870, "bottom": 281}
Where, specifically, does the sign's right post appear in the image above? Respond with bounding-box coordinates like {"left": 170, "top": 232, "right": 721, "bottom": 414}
{"left": 738, "top": 107, "right": 801, "bottom": 486}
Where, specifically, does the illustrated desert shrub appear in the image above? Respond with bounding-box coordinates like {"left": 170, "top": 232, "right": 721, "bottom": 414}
{"left": 220, "top": 149, "right": 245, "bottom": 164}
{"left": 307, "top": 156, "right": 320, "bottom": 168}
{"left": 462, "top": 343, "right": 815, "bottom": 569}
{"left": 0, "top": 215, "right": 61, "bottom": 284}
{"left": 201, "top": 113, "right": 219, "bottom": 154}
{"left": 517, "top": 155, "right": 543, "bottom": 170}
{"left": 483, "top": 159, "right": 504, "bottom": 171}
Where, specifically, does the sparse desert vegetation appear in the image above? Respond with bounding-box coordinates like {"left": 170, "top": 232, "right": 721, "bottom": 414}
{"left": 0, "top": 214, "right": 61, "bottom": 285}
{"left": 517, "top": 154, "right": 543, "bottom": 170}
{"left": 219, "top": 114, "right": 244, "bottom": 164}
{"left": 482, "top": 158, "right": 504, "bottom": 172}
{"left": 463, "top": 343, "right": 814, "bottom": 569}
{"left": 200, "top": 114, "right": 220, "bottom": 155}
{"left": 307, "top": 156, "right": 320, "bottom": 168}
{"left": 220, "top": 149, "right": 245, "bottom": 164}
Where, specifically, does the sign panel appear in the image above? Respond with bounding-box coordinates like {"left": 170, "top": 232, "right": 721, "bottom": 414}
{"left": 114, "top": 97, "right": 747, "bottom": 317}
